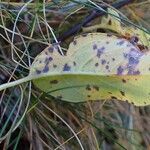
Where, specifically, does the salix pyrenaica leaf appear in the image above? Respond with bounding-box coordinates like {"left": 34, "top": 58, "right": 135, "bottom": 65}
{"left": 30, "top": 33, "right": 150, "bottom": 106}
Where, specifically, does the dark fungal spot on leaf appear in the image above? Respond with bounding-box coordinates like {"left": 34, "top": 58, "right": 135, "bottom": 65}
{"left": 112, "top": 58, "right": 115, "bottom": 61}
{"left": 128, "top": 56, "right": 139, "bottom": 65}
{"left": 122, "top": 79, "right": 126, "bottom": 83}
{"left": 86, "top": 85, "right": 91, "bottom": 91}
{"left": 50, "top": 80, "right": 58, "bottom": 84}
{"left": 63, "top": 64, "right": 71, "bottom": 71}
{"left": 111, "top": 96, "right": 117, "bottom": 99}
{"left": 130, "top": 36, "right": 139, "bottom": 45}
{"left": 48, "top": 46, "right": 54, "bottom": 53}
{"left": 101, "top": 59, "right": 106, "bottom": 65}
{"left": 45, "top": 57, "right": 53, "bottom": 64}
{"left": 49, "top": 57, "right": 53, "bottom": 61}
{"left": 133, "top": 70, "right": 140, "bottom": 75}
{"left": 120, "top": 91, "right": 125, "bottom": 96}
{"left": 93, "top": 44, "right": 97, "bottom": 50}
{"left": 123, "top": 53, "right": 128, "bottom": 58}
{"left": 105, "top": 65, "right": 109, "bottom": 70}
{"left": 138, "top": 45, "right": 148, "bottom": 52}
{"left": 43, "top": 65, "right": 49, "bottom": 73}
{"left": 95, "top": 63, "right": 99, "bottom": 67}
{"left": 108, "top": 92, "right": 112, "bottom": 94}
{"left": 117, "top": 40, "right": 125, "bottom": 45}
{"left": 73, "top": 40, "right": 77, "bottom": 45}
{"left": 117, "top": 66, "right": 124, "bottom": 75}
{"left": 125, "top": 48, "right": 143, "bottom": 75}
{"left": 127, "top": 43, "right": 132, "bottom": 47}
{"left": 127, "top": 68, "right": 139, "bottom": 75}
{"left": 73, "top": 61, "right": 76, "bottom": 66}
{"left": 97, "top": 47, "right": 105, "bottom": 58}
{"left": 93, "top": 86, "right": 99, "bottom": 91}
{"left": 36, "top": 69, "right": 41, "bottom": 74}
{"left": 87, "top": 95, "right": 91, "bottom": 98}
{"left": 108, "top": 19, "right": 112, "bottom": 25}
{"left": 53, "top": 64, "right": 57, "bottom": 68}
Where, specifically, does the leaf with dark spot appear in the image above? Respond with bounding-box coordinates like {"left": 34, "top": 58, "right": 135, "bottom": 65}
{"left": 122, "top": 79, "right": 126, "bottom": 83}
{"left": 30, "top": 32, "right": 150, "bottom": 106}
{"left": 93, "top": 86, "right": 99, "bottom": 91}
{"left": 50, "top": 80, "right": 58, "bottom": 84}
{"left": 120, "top": 91, "right": 125, "bottom": 96}
{"left": 111, "top": 96, "right": 117, "bottom": 99}
{"left": 63, "top": 64, "right": 71, "bottom": 71}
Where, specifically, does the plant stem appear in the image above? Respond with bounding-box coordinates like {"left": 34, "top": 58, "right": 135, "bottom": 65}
{"left": 0, "top": 76, "right": 32, "bottom": 91}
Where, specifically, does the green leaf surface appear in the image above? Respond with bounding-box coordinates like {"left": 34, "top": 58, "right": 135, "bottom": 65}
{"left": 30, "top": 33, "right": 150, "bottom": 106}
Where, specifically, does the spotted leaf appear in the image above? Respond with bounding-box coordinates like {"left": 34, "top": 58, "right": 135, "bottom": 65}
{"left": 30, "top": 33, "right": 150, "bottom": 106}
